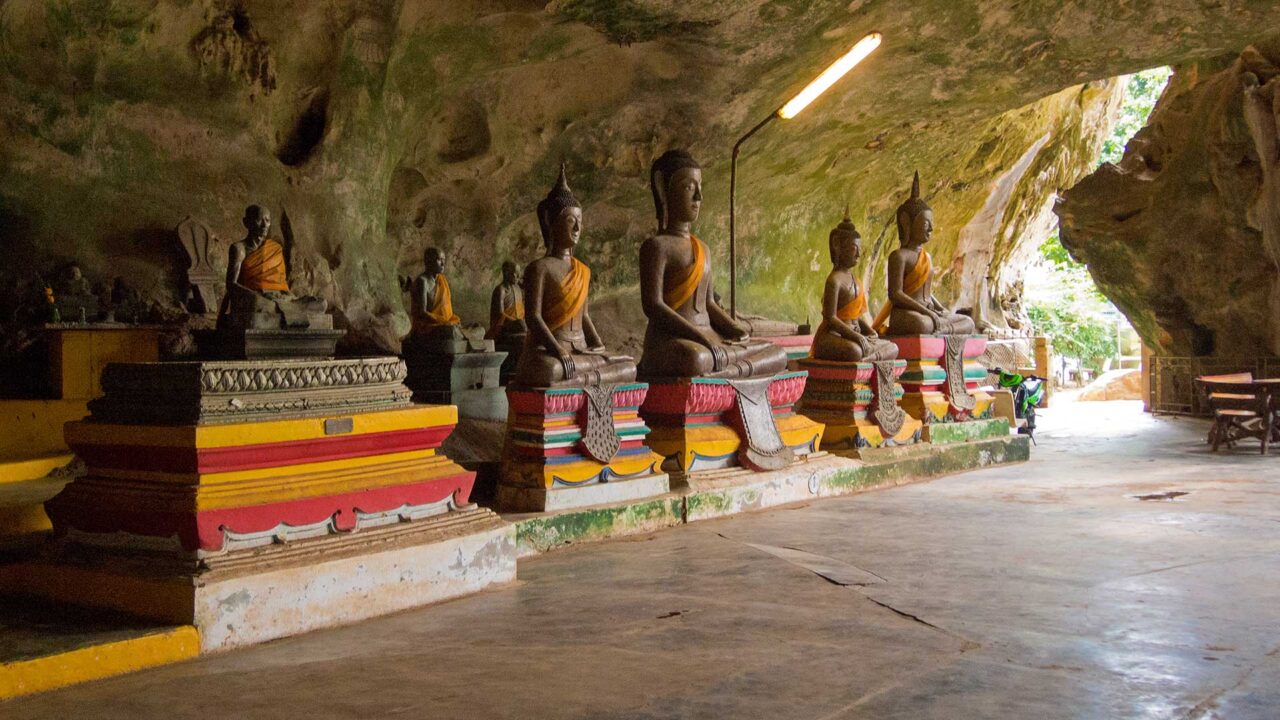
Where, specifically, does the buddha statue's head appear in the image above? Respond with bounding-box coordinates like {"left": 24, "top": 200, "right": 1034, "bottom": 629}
{"left": 502, "top": 260, "right": 519, "bottom": 285}
{"left": 829, "top": 205, "right": 861, "bottom": 268}
{"left": 424, "top": 247, "right": 445, "bottom": 277}
{"left": 537, "top": 164, "right": 582, "bottom": 251}
{"left": 242, "top": 205, "right": 271, "bottom": 242}
{"left": 650, "top": 150, "right": 702, "bottom": 230}
{"left": 895, "top": 172, "right": 933, "bottom": 246}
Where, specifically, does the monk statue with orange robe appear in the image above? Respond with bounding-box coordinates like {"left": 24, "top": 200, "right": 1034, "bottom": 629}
{"left": 872, "top": 173, "right": 976, "bottom": 337}
{"left": 486, "top": 261, "right": 525, "bottom": 341}
{"left": 219, "top": 204, "right": 330, "bottom": 331}
{"left": 637, "top": 150, "right": 788, "bottom": 380}
{"left": 514, "top": 167, "right": 636, "bottom": 388}
{"left": 811, "top": 208, "right": 898, "bottom": 362}
{"left": 409, "top": 247, "right": 463, "bottom": 339}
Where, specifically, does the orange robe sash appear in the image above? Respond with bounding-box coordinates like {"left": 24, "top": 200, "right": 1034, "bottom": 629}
{"left": 486, "top": 295, "right": 525, "bottom": 339}
{"left": 544, "top": 258, "right": 589, "bottom": 332}
{"left": 664, "top": 235, "right": 707, "bottom": 310}
{"left": 871, "top": 249, "right": 931, "bottom": 335}
{"left": 811, "top": 281, "right": 868, "bottom": 357}
{"left": 418, "top": 274, "right": 460, "bottom": 330}
{"left": 239, "top": 239, "right": 289, "bottom": 293}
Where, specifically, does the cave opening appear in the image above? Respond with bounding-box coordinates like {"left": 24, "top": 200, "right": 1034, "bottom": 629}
{"left": 1021, "top": 67, "right": 1172, "bottom": 390}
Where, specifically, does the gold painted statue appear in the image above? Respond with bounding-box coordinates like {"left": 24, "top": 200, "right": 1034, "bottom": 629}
{"left": 513, "top": 166, "right": 636, "bottom": 388}
{"left": 219, "top": 205, "right": 328, "bottom": 329}
{"left": 872, "top": 173, "right": 976, "bottom": 337}
{"left": 811, "top": 208, "right": 898, "bottom": 362}
{"left": 637, "top": 150, "right": 788, "bottom": 380}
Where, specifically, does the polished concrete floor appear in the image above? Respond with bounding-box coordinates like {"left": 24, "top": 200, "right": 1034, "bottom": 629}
{"left": 8, "top": 401, "right": 1280, "bottom": 719}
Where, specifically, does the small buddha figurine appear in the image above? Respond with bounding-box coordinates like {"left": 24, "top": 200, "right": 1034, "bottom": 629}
{"left": 486, "top": 260, "right": 526, "bottom": 340}
{"left": 871, "top": 172, "right": 977, "bottom": 337}
{"left": 637, "top": 150, "right": 788, "bottom": 380}
{"left": 409, "top": 247, "right": 463, "bottom": 338}
{"left": 513, "top": 166, "right": 636, "bottom": 388}
{"left": 811, "top": 208, "right": 898, "bottom": 362}
{"left": 219, "top": 205, "right": 328, "bottom": 329}
{"left": 53, "top": 263, "right": 99, "bottom": 322}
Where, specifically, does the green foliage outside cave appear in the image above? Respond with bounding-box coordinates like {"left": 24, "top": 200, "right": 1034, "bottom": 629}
{"left": 1030, "top": 67, "right": 1170, "bottom": 374}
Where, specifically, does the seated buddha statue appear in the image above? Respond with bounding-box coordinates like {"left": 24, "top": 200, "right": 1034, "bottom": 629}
{"left": 410, "top": 247, "right": 461, "bottom": 337}
{"left": 219, "top": 205, "right": 328, "bottom": 330}
{"left": 486, "top": 260, "right": 526, "bottom": 341}
{"left": 871, "top": 173, "right": 977, "bottom": 337}
{"left": 636, "top": 150, "right": 788, "bottom": 380}
{"left": 513, "top": 166, "right": 636, "bottom": 388}
{"left": 811, "top": 208, "right": 898, "bottom": 362}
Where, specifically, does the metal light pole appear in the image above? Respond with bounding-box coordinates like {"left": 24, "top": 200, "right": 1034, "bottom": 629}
{"left": 728, "top": 31, "right": 882, "bottom": 318}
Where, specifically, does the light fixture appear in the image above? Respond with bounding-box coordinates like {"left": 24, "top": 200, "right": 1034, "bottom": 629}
{"left": 729, "top": 31, "right": 882, "bottom": 317}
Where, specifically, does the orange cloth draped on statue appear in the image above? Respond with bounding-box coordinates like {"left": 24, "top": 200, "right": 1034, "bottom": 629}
{"left": 239, "top": 239, "right": 290, "bottom": 293}
{"left": 871, "top": 249, "right": 931, "bottom": 335}
{"left": 486, "top": 297, "right": 525, "bottom": 339}
{"left": 664, "top": 235, "right": 707, "bottom": 310}
{"left": 810, "top": 281, "right": 868, "bottom": 357}
{"left": 544, "top": 259, "right": 589, "bottom": 332}
{"left": 415, "top": 274, "right": 460, "bottom": 332}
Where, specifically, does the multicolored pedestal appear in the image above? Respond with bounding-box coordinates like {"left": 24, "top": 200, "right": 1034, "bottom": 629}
{"left": 14, "top": 357, "right": 515, "bottom": 651}
{"left": 639, "top": 371, "right": 824, "bottom": 479}
{"left": 796, "top": 359, "right": 922, "bottom": 450}
{"left": 890, "top": 335, "right": 995, "bottom": 441}
{"left": 499, "top": 384, "right": 669, "bottom": 512}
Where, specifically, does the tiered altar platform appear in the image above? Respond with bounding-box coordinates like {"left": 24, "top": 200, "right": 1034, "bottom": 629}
{"left": 498, "top": 383, "right": 669, "bottom": 512}
{"left": 639, "top": 371, "right": 824, "bottom": 482}
{"left": 891, "top": 335, "right": 1002, "bottom": 443}
{"left": 5, "top": 357, "right": 515, "bottom": 652}
{"left": 796, "top": 358, "right": 923, "bottom": 452}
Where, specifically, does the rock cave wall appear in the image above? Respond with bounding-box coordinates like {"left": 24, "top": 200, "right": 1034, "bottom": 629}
{"left": 3, "top": 0, "right": 1279, "bottom": 364}
{"left": 1058, "top": 40, "right": 1280, "bottom": 357}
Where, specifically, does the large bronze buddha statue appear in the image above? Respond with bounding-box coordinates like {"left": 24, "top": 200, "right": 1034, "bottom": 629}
{"left": 513, "top": 166, "right": 636, "bottom": 388}
{"left": 637, "top": 150, "right": 788, "bottom": 380}
{"left": 872, "top": 173, "right": 976, "bottom": 337}
{"left": 811, "top": 208, "right": 898, "bottom": 362}
{"left": 219, "top": 205, "right": 329, "bottom": 330}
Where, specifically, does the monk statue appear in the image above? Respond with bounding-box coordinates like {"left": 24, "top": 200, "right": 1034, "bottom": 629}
{"left": 486, "top": 260, "right": 526, "bottom": 341}
{"left": 409, "top": 247, "right": 462, "bottom": 338}
{"left": 219, "top": 205, "right": 329, "bottom": 330}
{"left": 811, "top": 208, "right": 898, "bottom": 362}
{"left": 637, "top": 150, "right": 788, "bottom": 380}
{"left": 514, "top": 166, "right": 636, "bottom": 388}
{"left": 871, "top": 173, "right": 976, "bottom": 337}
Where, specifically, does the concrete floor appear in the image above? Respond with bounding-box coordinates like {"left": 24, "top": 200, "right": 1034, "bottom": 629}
{"left": 7, "top": 401, "right": 1280, "bottom": 719}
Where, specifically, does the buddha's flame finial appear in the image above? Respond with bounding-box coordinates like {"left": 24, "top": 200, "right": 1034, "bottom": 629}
{"left": 911, "top": 170, "right": 921, "bottom": 200}
{"left": 843, "top": 202, "right": 851, "bottom": 222}
{"left": 556, "top": 162, "right": 571, "bottom": 195}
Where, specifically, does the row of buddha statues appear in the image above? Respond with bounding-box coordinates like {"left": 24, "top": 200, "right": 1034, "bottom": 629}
{"left": 392, "top": 158, "right": 975, "bottom": 393}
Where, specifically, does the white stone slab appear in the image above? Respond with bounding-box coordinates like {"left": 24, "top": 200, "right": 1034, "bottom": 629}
{"left": 497, "top": 473, "right": 671, "bottom": 513}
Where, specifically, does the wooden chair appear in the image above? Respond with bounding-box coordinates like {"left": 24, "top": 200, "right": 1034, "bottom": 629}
{"left": 1196, "top": 373, "right": 1278, "bottom": 455}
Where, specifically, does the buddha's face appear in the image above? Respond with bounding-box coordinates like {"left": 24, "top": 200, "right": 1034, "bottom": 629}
{"left": 665, "top": 168, "right": 702, "bottom": 224}
{"left": 834, "top": 233, "right": 861, "bottom": 268}
{"left": 424, "top": 249, "right": 445, "bottom": 276}
{"left": 551, "top": 207, "right": 582, "bottom": 250}
{"left": 911, "top": 210, "right": 934, "bottom": 244}
{"left": 244, "top": 207, "right": 271, "bottom": 241}
{"left": 502, "top": 262, "right": 519, "bottom": 284}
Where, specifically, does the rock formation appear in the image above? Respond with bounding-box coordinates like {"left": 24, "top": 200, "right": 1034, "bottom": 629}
{"left": 1058, "top": 40, "right": 1280, "bottom": 357}
{"left": 2, "top": 0, "right": 1279, "bottom": 369}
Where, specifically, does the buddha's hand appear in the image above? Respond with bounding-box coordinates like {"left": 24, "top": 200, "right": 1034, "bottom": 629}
{"left": 709, "top": 344, "right": 729, "bottom": 372}
{"left": 587, "top": 345, "right": 607, "bottom": 354}
{"left": 559, "top": 353, "right": 576, "bottom": 380}
{"left": 857, "top": 335, "right": 872, "bottom": 355}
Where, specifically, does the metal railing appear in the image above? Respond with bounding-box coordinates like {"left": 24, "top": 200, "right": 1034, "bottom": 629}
{"left": 1150, "top": 356, "right": 1280, "bottom": 416}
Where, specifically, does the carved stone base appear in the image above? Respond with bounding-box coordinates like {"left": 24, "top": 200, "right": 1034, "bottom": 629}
{"left": 195, "top": 327, "right": 344, "bottom": 360}
{"left": 796, "top": 358, "right": 922, "bottom": 450}
{"left": 640, "top": 372, "right": 824, "bottom": 481}
{"left": 9, "top": 507, "right": 515, "bottom": 652}
{"left": 403, "top": 338, "right": 508, "bottom": 421}
{"left": 499, "top": 384, "right": 668, "bottom": 512}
